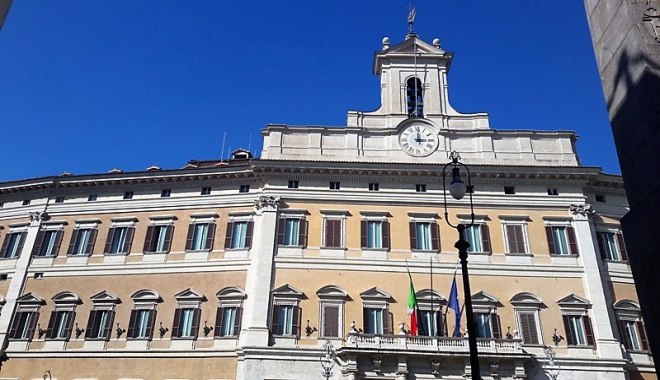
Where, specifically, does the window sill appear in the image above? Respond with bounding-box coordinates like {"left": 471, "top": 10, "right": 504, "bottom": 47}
{"left": 67, "top": 253, "right": 92, "bottom": 257}
{"left": 214, "top": 335, "right": 239, "bottom": 339}
{"left": 144, "top": 251, "right": 170, "bottom": 255}
{"left": 320, "top": 247, "right": 346, "bottom": 258}
{"left": 185, "top": 249, "right": 211, "bottom": 253}
{"left": 361, "top": 248, "right": 390, "bottom": 252}
{"left": 171, "top": 336, "right": 197, "bottom": 340}
{"left": 467, "top": 251, "right": 491, "bottom": 255}
{"left": 84, "top": 338, "right": 110, "bottom": 341}
{"left": 278, "top": 245, "right": 304, "bottom": 248}
{"left": 0, "top": 256, "right": 19, "bottom": 261}
{"left": 103, "top": 252, "right": 130, "bottom": 256}
{"left": 549, "top": 254, "right": 578, "bottom": 258}
{"left": 504, "top": 252, "right": 532, "bottom": 256}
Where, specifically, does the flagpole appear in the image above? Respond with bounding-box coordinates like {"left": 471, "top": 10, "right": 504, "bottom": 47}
{"left": 430, "top": 257, "right": 433, "bottom": 336}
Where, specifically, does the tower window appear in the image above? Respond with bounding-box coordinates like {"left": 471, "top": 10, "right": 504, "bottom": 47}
{"left": 406, "top": 77, "right": 424, "bottom": 117}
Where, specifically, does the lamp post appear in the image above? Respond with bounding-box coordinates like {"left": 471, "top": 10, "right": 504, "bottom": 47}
{"left": 320, "top": 340, "right": 336, "bottom": 380}
{"left": 442, "top": 151, "right": 481, "bottom": 379}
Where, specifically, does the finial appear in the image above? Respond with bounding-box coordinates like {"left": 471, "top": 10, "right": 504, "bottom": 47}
{"left": 408, "top": 6, "right": 416, "bottom": 33}
{"left": 382, "top": 37, "right": 390, "bottom": 50}
{"left": 433, "top": 38, "right": 441, "bottom": 48}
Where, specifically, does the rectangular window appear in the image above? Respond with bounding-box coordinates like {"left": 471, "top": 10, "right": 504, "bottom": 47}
{"left": 224, "top": 221, "right": 252, "bottom": 250}
{"left": 546, "top": 226, "right": 578, "bottom": 256}
{"left": 369, "top": 183, "right": 379, "bottom": 191}
{"left": 547, "top": 188, "right": 559, "bottom": 196}
{"left": 415, "top": 184, "right": 426, "bottom": 193}
{"left": 22, "top": 199, "right": 30, "bottom": 206}
{"left": 624, "top": 321, "right": 641, "bottom": 350}
{"left": 9, "top": 311, "right": 38, "bottom": 340}
{"left": 563, "top": 315, "right": 594, "bottom": 346}
{"left": 55, "top": 196, "right": 65, "bottom": 203}
{"left": 518, "top": 312, "right": 540, "bottom": 345}
{"left": 88, "top": 195, "right": 98, "bottom": 202}
{"left": 1, "top": 232, "right": 26, "bottom": 258}
{"left": 595, "top": 194, "right": 606, "bottom": 203}
{"left": 504, "top": 186, "right": 515, "bottom": 195}
{"left": 324, "top": 219, "right": 343, "bottom": 248}
{"left": 46, "top": 310, "right": 74, "bottom": 340}
{"left": 322, "top": 305, "right": 340, "bottom": 338}
{"left": 506, "top": 225, "right": 527, "bottom": 254}
{"left": 239, "top": 185, "right": 250, "bottom": 193}
{"left": 231, "top": 222, "right": 247, "bottom": 249}
{"left": 619, "top": 320, "right": 649, "bottom": 351}
{"left": 34, "top": 230, "right": 62, "bottom": 257}
{"left": 288, "top": 181, "right": 299, "bottom": 189}
{"left": 201, "top": 187, "right": 211, "bottom": 195}
{"left": 409, "top": 221, "right": 439, "bottom": 251}
{"left": 68, "top": 228, "right": 97, "bottom": 256}
{"left": 145, "top": 225, "right": 172, "bottom": 253}
{"left": 420, "top": 310, "right": 441, "bottom": 337}
{"left": 330, "top": 182, "right": 340, "bottom": 190}
{"left": 466, "top": 225, "right": 482, "bottom": 252}
{"left": 361, "top": 221, "right": 385, "bottom": 249}
{"left": 215, "top": 306, "right": 243, "bottom": 337}
{"left": 271, "top": 305, "right": 300, "bottom": 336}
{"left": 105, "top": 227, "right": 134, "bottom": 254}
{"left": 364, "top": 308, "right": 384, "bottom": 334}
{"left": 85, "top": 310, "right": 115, "bottom": 340}
{"left": 161, "top": 189, "right": 171, "bottom": 198}
{"left": 173, "top": 308, "right": 199, "bottom": 338}
{"left": 475, "top": 313, "right": 492, "bottom": 338}
{"left": 282, "top": 219, "right": 300, "bottom": 246}
{"left": 123, "top": 191, "right": 133, "bottom": 200}
{"left": 597, "top": 232, "right": 627, "bottom": 261}
{"left": 129, "top": 309, "right": 155, "bottom": 339}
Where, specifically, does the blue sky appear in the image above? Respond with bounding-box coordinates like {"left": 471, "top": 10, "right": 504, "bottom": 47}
{"left": 0, "top": 1, "right": 617, "bottom": 182}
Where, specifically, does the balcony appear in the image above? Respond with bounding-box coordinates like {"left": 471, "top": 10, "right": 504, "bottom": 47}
{"left": 345, "top": 332, "right": 523, "bottom": 354}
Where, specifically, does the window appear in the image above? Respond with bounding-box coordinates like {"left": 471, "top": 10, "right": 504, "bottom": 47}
{"left": 85, "top": 309, "right": 115, "bottom": 340}
{"left": 88, "top": 195, "right": 98, "bottom": 202}
{"left": 32, "top": 229, "right": 63, "bottom": 257}
{"left": 360, "top": 287, "right": 392, "bottom": 335}
{"left": 415, "top": 289, "right": 443, "bottom": 336}
{"left": 186, "top": 222, "right": 216, "bottom": 251}
{"left": 547, "top": 188, "right": 559, "bottom": 196}
{"left": 277, "top": 218, "right": 306, "bottom": 247}
{"left": 201, "top": 187, "right": 211, "bottom": 195}
{"left": 596, "top": 231, "right": 628, "bottom": 261}
{"left": 46, "top": 310, "right": 75, "bottom": 340}
{"left": 323, "top": 219, "right": 343, "bottom": 248}
{"left": 22, "top": 199, "right": 30, "bottom": 206}
{"left": 215, "top": 287, "right": 246, "bottom": 338}
{"left": 55, "top": 196, "right": 65, "bottom": 203}
{"left": 123, "top": 191, "right": 133, "bottom": 200}
{"left": 420, "top": 310, "right": 441, "bottom": 336}
{"left": 504, "top": 186, "right": 515, "bottom": 195}
{"left": 143, "top": 224, "right": 173, "bottom": 253}
{"left": 614, "top": 300, "right": 650, "bottom": 351}
{"left": 1, "top": 231, "right": 26, "bottom": 258}
{"left": 322, "top": 305, "right": 340, "bottom": 337}
{"left": 595, "top": 194, "right": 606, "bottom": 203}
{"left": 161, "top": 189, "right": 171, "bottom": 198}
{"left": 475, "top": 313, "right": 493, "bottom": 338}
{"left": 172, "top": 308, "right": 201, "bottom": 338}
{"left": 329, "top": 182, "right": 340, "bottom": 190}
{"left": 127, "top": 289, "right": 159, "bottom": 340}
{"left": 360, "top": 219, "right": 390, "bottom": 250}
{"left": 369, "top": 183, "right": 379, "bottom": 191}
{"left": 317, "top": 285, "right": 348, "bottom": 339}
{"left": 288, "top": 181, "right": 299, "bottom": 189}
{"left": 409, "top": 221, "right": 439, "bottom": 251}
{"left": 465, "top": 224, "right": 491, "bottom": 253}
{"left": 471, "top": 291, "right": 501, "bottom": 339}
{"left": 406, "top": 77, "right": 424, "bottom": 117}
{"left": 104, "top": 226, "right": 135, "bottom": 254}
{"left": 364, "top": 308, "right": 385, "bottom": 334}
{"left": 8, "top": 311, "right": 39, "bottom": 340}
{"left": 271, "top": 284, "right": 303, "bottom": 337}
{"left": 545, "top": 225, "right": 579, "bottom": 256}
{"left": 415, "top": 184, "right": 426, "bottom": 193}
{"left": 510, "top": 292, "right": 544, "bottom": 345}
{"left": 563, "top": 315, "right": 594, "bottom": 346}
{"left": 224, "top": 221, "right": 253, "bottom": 250}
{"left": 67, "top": 228, "right": 97, "bottom": 256}
{"left": 239, "top": 185, "right": 250, "bottom": 193}
{"left": 505, "top": 225, "right": 527, "bottom": 254}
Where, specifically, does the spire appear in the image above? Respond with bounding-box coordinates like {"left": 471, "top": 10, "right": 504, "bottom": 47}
{"left": 406, "top": 6, "right": 417, "bottom": 40}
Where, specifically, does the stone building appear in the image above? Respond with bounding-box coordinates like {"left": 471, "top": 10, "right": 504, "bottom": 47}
{"left": 0, "top": 30, "right": 652, "bottom": 379}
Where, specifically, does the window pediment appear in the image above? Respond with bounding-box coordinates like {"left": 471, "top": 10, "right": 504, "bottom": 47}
{"left": 317, "top": 285, "right": 348, "bottom": 299}
{"left": 216, "top": 286, "right": 246, "bottom": 300}
{"left": 90, "top": 290, "right": 120, "bottom": 304}
{"left": 471, "top": 291, "right": 500, "bottom": 305}
{"left": 174, "top": 288, "right": 205, "bottom": 302}
{"left": 613, "top": 299, "right": 640, "bottom": 312}
{"left": 16, "top": 292, "right": 45, "bottom": 305}
{"left": 415, "top": 289, "right": 445, "bottom": 302}
{"left": 131, "top": 289, "right": 161, "bottom": 303}
{"left": 52, "top": 291, "right": 81, "bottom": 304}
{"left": 272, "top": 284, "right": 304, "bottom": 297}
{"left": 557, "top": 293, "right": 590, "bottom": 308}
{"left": 510, "top": 292, "right": 544, "bottom": 307}
{"left": 360, "top": 287, "right": 392, "bottom": 300}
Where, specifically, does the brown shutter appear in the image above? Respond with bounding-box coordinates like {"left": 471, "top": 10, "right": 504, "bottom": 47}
{"left": 15, "top": 232, "right": 26, "bottom": 258}
{"left": 583, "top": 315, "right": 595, "bottom": 346}
{"left": 0, "top": 234, "right": 10, "bottom": 258}
{"left": 143, "top": 225, "right": 155, "bottom": 252}
{"left": 596, "top": 232, "right": 607, "bottom": 259}
{"left": 244, "top": 221, "right": 253, "bottom": 249}
{"left": 123, "top": 227, "right": 135, "bottom": 253}
{"left": 206, "top": 223, "right": 217, "bottom": 250}
{"left": 270, "top": 305, "right": 280, "bottom": 335}
{"left": 520, "top": 314, "right": 539, "bottom": 344}
{"left": 8, "top": 312, "right": 23, "bottom": 339}
{"left": 51, "top": 230, "right": 63, "bottom": 257}
{"left": 562, "top": 315, "right": 574, "bottom": 345}
{"left": 46, "top": 311, "right": 58, "bottom": 339}
{"left": 324, "top": 220, "right": 333, "bottom": 247}
{"left": 26, "top": 312, "right": 39, "bottom": 341}
{"left": 171, "top": 309, "right": 182, "bottom": 338}
{"left": 64, "top": 311, "right": 76, "bottom": 340}
{"left": 163, "top": 225, "right": 174, "bottom": 253}
{"left": 383, "top": 307, "right": 391, "bottom": 335}
{"left": 481, "top": 224, "right": 491, "bottom": 253}
{"left": 292, "top": 306, "right": 301, "bottom": 337}
{"left": 545, "top": 226, "right": 556, "bottom": 254}
{"left": 324, "top": 306, "right": 339, "bottom": 337}
{"left": 85, "top": 310, "right": 97, "bottom": 339}
{"left": 31, "top": 231, "right": 45, "bottom": 256}
{"left": 567, "top": 227, "right": 579, "bottom": 256}
{"left": 435, "top": 310, "right": 443, "bottom": 337}
{"left": 185, "top": 224, "right": 196, "bottom": 251}
{"left": 233, "top": 307, "right": 243, "bottom": 336}
{"left": 491, "top": 313, "right": 501, "bottom": 339}
{"left": 617, "top": 233, "right": 628, "bottom": 261}
{"left": 298, "top": 219, "right": 307, "bottom": 248}
{"left": 277, "top": 218, "right": 286, "bottom": 245}
{"left": 363, "top": 307, "right": 369, "bottom": 333}
{"left": 409, "top": 222, "right": 417, "bottom": 250}
{"left": 360, "top": 220, "right": 368, "bottom": 248}
{"left": 214, "top": 307, "right": 224, "bottom": 337}
{"left": 618, "top": 320, "right": 631, "bottom": 349}
{"left": 104, "top": 228, "right": 116, "bottom": 253}
{"left": 507, "top": 225, "right": 518, "bottom": 253}
{"left": 515, "top": 226, "right": 526, "bottom": 253}
{"left": 67, "top": 229, "right": 80, "bottom": 255}
{"left": 430, "top": 222, "right": 440, "bottom": 251}
{"left": 86, "top": 229, "right": 98, "bottom": 254}
{"left": 637, "top": 321, "right": 649, "bottom": 351}
{"left": 104, "top": 311, "right": 115, "bottom": 340}
{"left": 382, "top": 220, "right": 390, "bottom": 250}
{"left": 127, "top": 309, "right": 138, "bottom": 338}
{"left": 224, "top": 222, "right": 234, "bottom": 249}
{"left": 191, "top": 308, "right": 201, "bottom": 338}
{"left": 145, "top": 309, "right": 156, "bottom": 339}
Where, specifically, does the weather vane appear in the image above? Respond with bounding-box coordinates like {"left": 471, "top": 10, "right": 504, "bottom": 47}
{"left": 408, "top": 6, "right": 416, "bottom": 33}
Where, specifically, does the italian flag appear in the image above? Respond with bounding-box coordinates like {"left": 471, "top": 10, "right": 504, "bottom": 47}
{"left": 407, "top": 271, "right": 420, "bottom": 335}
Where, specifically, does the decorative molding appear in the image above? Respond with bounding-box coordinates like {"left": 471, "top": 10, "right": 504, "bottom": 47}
{"left": 29, "top": 211, "right": 48, "bottom": 224}
{"left": 644, "top": 2, "right": 660, "bottom": 42}
{"left": 254, "top": 195, "right": 280, "bottom": 211}
{"left": 569, "top": 203, "right": 595, "bottom": 216}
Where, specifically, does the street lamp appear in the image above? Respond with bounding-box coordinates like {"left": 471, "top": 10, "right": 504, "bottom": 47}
{"left": 442, "top": 151, "right": 481, "bottom": 380}
{"left": 320, "top": 340, "right": 336, "bottom": 380}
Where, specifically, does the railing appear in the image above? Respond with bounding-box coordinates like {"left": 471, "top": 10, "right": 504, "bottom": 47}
{"left": 345, "top": 332, "right": 522, "bottom": 353}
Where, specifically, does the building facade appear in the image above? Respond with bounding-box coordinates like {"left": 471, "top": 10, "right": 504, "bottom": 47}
{"left": 0, "top": 31, "right": 653, "bottom": 380}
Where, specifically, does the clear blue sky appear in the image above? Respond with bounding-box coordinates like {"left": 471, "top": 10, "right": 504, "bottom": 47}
{"left": 0, "top": 1, "right": 618, "bottom": 182}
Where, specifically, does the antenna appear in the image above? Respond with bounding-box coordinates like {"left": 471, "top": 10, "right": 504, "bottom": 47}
{"left": 248, "top": 133, "right": 252, "bottom": 153}
{"left": 221, "top": 132, "right": 226, "bottom": 160}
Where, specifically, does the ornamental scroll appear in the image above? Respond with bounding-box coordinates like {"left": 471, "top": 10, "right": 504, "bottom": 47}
{"left": 254, "top": 195, "right": 280, "bottom": 212}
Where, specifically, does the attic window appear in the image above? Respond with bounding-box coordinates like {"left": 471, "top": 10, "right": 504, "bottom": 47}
{"left": 406, "top": 77, "right": 424, "bottom": 117}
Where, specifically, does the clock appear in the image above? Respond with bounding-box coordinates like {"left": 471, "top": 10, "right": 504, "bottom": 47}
{"left": 398, "top": 124, "right": 439, "bottom": 157}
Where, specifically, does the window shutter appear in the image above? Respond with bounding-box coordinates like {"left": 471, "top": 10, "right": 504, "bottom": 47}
{"left": 214, "top": 307, "right": 224, "bottom": 338}
{"left": 545, "top": 226, "right": 556, "bottom": 254}
{"left": 292, "top": 305, "right": 301, "bottom": 337}
{"left": 123, "top": 227, "right": 135, "bottom": 253}
{"left": 244, "top": 221, "right": 253, "bottom": 249}
{"left": 0, "top": 233, "right": 10, "bottom": 258}
{"left": 126, "top": 309, "right": 138, "bottom": 338}
{"left": 85, "top": 310, "right": 97, "bottom": 339}
{"left": 26, "top": 312, "right": 39, "bottom": 341}
{"left": 191, "top": 308, "right": 201, "bottom": 338}
{"left": 520, "top": 314, "right": 539, "bottom": 344}
{"left": 362, "top": 307, "right": 369, "bottom": 334}
{"left": 46, "top": 311, "right": 58, "bottom": 339}
{"left": 171, "top": 309, "right": 182, "bottom": 338}
{"left": 143, "top": 225, "right": 155, "bottom": 252}
{"left": 277, "top": 218, "right": 286, "bottom": 245}
{"left": 324, "top": 306, "right": 339, "bottom": 337}
{"left": 104, "top": 228, "right": 116, "bottom": 253}
{"left": 51, "top": 230, "right": 63, "bottom": 257}
{"left": 163, "top": 225, "right": 174, "bottom": 253}
{"left": 618, "top": 319, "right": 631, "bottom": 349}
{"left": 64, "top": 311, "right": 76, "bottom": 340}
{"left": 562, "top": 315, "right": 574, "bottom": 345}
{"left": 233, "top": 306, "right": 243, "bottom": 337}
{"left": 567, "top": 226, "right": 579, "bottom": 256}
{"left": 383, "top": 307, "right": 391, "bottom": 335}
{"left": 298, "top": 219, "right": 307, "bottom": 248}
{"left": 481, "top": 224, "right": 491, "bottom": 253}
{"left": 224, "top": 222, "right": 234, "bottom": 249}
{"left": 15, "top": 232, "right": 26, "bottom": 258}
{"left": 382, "top": 220, "right": 390, "bottom": 250}
{"left": 8, "top": 312, "right": 23, "bottom": 339}
{"left": 86, "top": 229, "right": 98, "bottom": 254}
{"left": 205, "top": 223, "right": 217, "bottom": 250}
{"left": 185, "top": 224, "right": 196, "bottom": 251}
{"left": 430, "top": 222, "right": 440, "bottom": 251}
{"left": 514, "top": 226, "right": 526, "bottom": 253}
{"left": 617, "top": 233, "right": 628, "bottom": 261}
{"left": 583, "top": 315, "right": 595, "bottom": 346}
{"left": 507, "top": 225, "right": 518, "bottom": 253}
{"left": 360, "top": 220, "right": 368, "bottom": 248}
{"left": 409, "top": 222, "right": 417, "bottom": 250}
{"left": 31, "top": 231, "right": 45, "bottom": 256}
{"left": 145, "top": 309, "right": 156, "bottom": 339}
{"left": 596, "top": 232, "right": 606, "bottom": 259}
{"left": 67, "top": 229, "right": 80, "bottom": 255}
{"left": 491, "top": 313, "right": 501, "bottom": 339}
{"left": 104, "top": 311, "right": 115, "bottom": 340}
{"left": 270, "top": 305, "right": 280, "bottom": 335}
{"left": 637, "top": 321, "right": 649, "bottom": 351}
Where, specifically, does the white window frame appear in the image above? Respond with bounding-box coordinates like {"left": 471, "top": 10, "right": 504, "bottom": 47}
{"left": 11, "top": 293, "right": 45, "bottom": 341}
{"left": 47, "top": 291, "right": 80, "bottom": 340}
{"left": 227, "top": 211, "right": 254, "bottom": 250}
{"left": 613, "top": 300, "right": 648, "bottom": 352}
{"left": 147, "top": 215, "right": 176, "bottom": 253}
{"left": 107, "top": 217, "right": 137, "bottom": 255}
{"left": 173, "top": 288, "right": 204, "bottom": 339}
{"left": 36, "top": 221, "right": 66, "bottom": 257}
{"left": 360, "top": 287, "right": 392, "bottom": 335}
{"left": 317, "top": 285, "right": 348, "bottom": 339}
{"left": 271, "top": 284, "right": 304, "bottom": 338}
{"left": 415, "top": 289, "right": 444, "bottom": 337}
{"left": 129, "top": 289, "right": 160, "bottom": 340}
{"left": 471, "top": 291, "right": 500, "bottom": 338}
{"left": 510, "top": 292, "right": 544, "bottom": 345}
{"left": 543, "top": 216, "right": 575, "bottom": 256}
{"left": 408, "top": 212, "right": 439, "bottom": 252}
{"left": 499, "top": 215, "right": 530, "bottom": 255}
{"left": 320, "top": 210, "right": 348, "bottom": 250}
{"left": 87, "top": 291, "right": 119, "bottom": 340}
{"left": 557, "top": 294, "right": 592, "bottom": 346}
{"left": 4, "top": 224, "right": 28, "bottom": 259}
{"left": 216, "top": 287, "right": 246, "bottom": 338}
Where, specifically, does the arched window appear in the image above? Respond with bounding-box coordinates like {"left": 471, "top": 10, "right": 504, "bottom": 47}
{"left": 406, "top": 77, "right": 424, "bottom": 117}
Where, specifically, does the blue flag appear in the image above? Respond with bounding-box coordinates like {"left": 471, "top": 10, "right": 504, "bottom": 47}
{"left": 448, "top": 274, "right": 461, "bottom": 337}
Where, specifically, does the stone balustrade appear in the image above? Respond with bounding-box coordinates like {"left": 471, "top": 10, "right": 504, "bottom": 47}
{"left": 345, "top": 332, "right": 522, "bottom": 354}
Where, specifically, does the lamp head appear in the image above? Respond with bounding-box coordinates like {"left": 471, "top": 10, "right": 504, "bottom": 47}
{"left": 449, "top": 167, "right": 466, "bottom": 200}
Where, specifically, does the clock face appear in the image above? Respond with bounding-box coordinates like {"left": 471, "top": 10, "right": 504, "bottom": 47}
{"left": 399, "top": 124, "right": 439, "bottom": 157}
